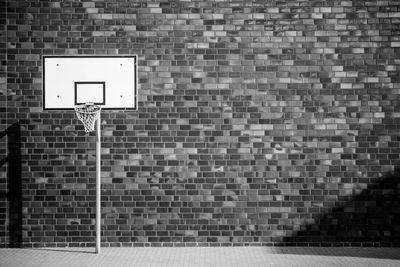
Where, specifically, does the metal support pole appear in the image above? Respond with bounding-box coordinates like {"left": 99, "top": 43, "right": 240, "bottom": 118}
{"left": 96, "top": 113, "right": 101, "bottom": 254}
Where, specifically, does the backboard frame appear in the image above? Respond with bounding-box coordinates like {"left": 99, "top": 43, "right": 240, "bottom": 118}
{"left": 42, "top": 55, "right": 138, "bottom": 111}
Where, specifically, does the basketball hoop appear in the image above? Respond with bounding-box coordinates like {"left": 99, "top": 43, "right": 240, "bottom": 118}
{"left": 75, "top": 103, "right": 102, "bottom": 133}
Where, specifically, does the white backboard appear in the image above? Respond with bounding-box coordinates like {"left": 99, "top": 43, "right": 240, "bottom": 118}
{"left": 43, "top": 55, "right": 137, "bottom": 110}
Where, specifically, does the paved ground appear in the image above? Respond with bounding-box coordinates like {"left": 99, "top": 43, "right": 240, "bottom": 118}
{"left": 1, "top": 247, "right": 400, "bottom": 267}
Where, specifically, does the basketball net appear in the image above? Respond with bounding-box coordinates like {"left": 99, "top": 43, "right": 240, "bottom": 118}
{"left": 75, "top": 103, "right": 102, "bottom": 132}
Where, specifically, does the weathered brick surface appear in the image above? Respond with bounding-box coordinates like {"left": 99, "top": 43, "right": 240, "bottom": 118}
{"left": 2, "top": 0, "right": 400, "bottom": 247}
{"left": 0, "top": 0, "right": 6, "bottom": 247}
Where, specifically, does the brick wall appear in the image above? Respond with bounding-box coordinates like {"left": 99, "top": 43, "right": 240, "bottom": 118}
{"left": 0, "top": 0, "right": 7, "bottom": 247}
{"left": 2, "top": 0, "right": 400, "bottom": 247}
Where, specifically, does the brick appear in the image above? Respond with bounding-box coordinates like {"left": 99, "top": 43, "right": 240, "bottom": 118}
{"left": 2, "top": 0, "right": 400, "bottom": 249}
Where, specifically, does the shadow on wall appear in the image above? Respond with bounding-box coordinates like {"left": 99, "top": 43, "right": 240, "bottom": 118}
{"left": 0, "top": 122, "right": 23, "bottom": 247}
{"left": 282, "top": 169, "right": 400, "bottom": 247}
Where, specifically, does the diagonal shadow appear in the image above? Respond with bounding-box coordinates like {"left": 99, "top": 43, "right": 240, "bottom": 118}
{"left": 279, "top": 167, "right": 400, "bottom": 253}
{"left": 0, "top": 122, "right": 23, "bottom": 247}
